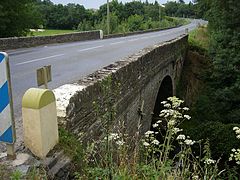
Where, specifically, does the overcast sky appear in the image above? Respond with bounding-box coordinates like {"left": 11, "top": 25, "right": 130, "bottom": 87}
{"left": 51, "top": 0, "right": 191, "bottom": 9}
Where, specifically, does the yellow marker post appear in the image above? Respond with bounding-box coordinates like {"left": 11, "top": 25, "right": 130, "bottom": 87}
{"left": 22, "top": 88, "right": 59, "bottom": 159}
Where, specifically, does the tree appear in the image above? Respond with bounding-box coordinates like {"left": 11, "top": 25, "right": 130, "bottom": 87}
{"left": 127, "top": 14, "right": 144, "bottom": 31}
{"left": 0, "top": 0, "right": 42, "bottom": 37}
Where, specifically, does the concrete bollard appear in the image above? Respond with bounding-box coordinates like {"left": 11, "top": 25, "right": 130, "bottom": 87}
{"left": 100, "top": 30, "right": 104, "bottom": 39}
{"left": 22, "top": 88, "right": 59, "bottom": 159}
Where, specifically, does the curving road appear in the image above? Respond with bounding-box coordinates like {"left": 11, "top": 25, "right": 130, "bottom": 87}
{"left": 1, "top": 19, "right": 205, "bottom": 150}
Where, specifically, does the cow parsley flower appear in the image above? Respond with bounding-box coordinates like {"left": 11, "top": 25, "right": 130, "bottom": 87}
{"left": 204, "top": 158, "right": 216, "bottom": 165}
{"left": 156, "top": 120, "right": 162, "bottom": 124}
{"left": 184, "top": 139, "right": 195, "bottom": 145}
{"left": 152, "top": 140, "right": 160, "bottom": 145}
{"left": 143, "top": 142, "right": 150, "bottom": 147}
{"left": 161, "top": 101, "right": 167, "bottom": 104}
{"left": 184, "top": 115, "right": 191, "bottom": 120}
{"left": 233, "top": 127, "right": 239, "bottom": 131}
{"left": 173, "top": 128, "right": 182, "bottom": 134}
{"left": 145, "top": 131, "right": 154, "bottom": 137}
{"left": 116, "top": 140, "right": 125, "bottom": 146}
{"left": 177, "top": 134, "right": 186, "bottom": 140}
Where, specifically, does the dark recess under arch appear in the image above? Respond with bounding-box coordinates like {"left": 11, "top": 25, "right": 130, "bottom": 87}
{"left": 151, "top": 75, "right": 173, "bottom": 127}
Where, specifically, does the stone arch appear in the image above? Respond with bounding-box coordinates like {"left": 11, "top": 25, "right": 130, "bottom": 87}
{"left": 152, "top": 75, "right": 173, "bottom": 123}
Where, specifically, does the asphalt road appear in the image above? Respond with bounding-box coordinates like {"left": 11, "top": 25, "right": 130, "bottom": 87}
{"left": 1, "top": 19, "right": 205, "bottom": 150}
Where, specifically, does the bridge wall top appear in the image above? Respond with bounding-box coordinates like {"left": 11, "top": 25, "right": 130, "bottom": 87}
{"left": 0, "top": 30, "right": 101, "bottom": 50}
{"left": 53, "top": 35, "right": 188, "bottom": 140}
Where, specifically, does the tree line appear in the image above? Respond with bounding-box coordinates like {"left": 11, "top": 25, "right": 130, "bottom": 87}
{"left": 0, "top": 0, "right": 199, "bottom": 38}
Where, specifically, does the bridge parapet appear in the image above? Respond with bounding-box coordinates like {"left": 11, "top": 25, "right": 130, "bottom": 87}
{"left": 53, "top": 35, "right": 188, "bottom": 140}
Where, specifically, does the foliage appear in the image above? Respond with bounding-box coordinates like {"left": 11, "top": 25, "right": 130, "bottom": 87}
{"left": 66, "top": 96, "right": 229, "bottom": 179}
{"left": 193, "top": 0, "right": 240, "bottom": 123}
{"left": 0, "top": 0, "right": 194, "bottom": 37}
{"left": 36, "top": 0, "right": 190, "bottom": 35}
{"left": 165, "top": 1, "right": 195, "bottom": 18}
{"left": 185, "top": 121, "right": 240, "bottom": 160}
{"left": 10, "top": 170, "right": 22, "bottom": 180}
{"left": 188, "top": 25, "right": 210, "bottom": 54}
{"left": 0, "top": 0, "right": 42, "bottom": 37}
{"left": 230, "top": 127, "right": 240, "bottom": 164}
{"left": 182, "top": 0, "right": 240, "bottom": 168}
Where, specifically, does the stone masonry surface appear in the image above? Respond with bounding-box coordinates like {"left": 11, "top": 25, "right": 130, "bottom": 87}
{"left": 0, "top": 30, "right": 101, "bottom": 50}
{"left": 53, "top": 35, "right": 188, "bottom": 140}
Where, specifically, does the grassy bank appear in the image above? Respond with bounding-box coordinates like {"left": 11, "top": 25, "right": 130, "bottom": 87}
{"left": 188, "top": 25, "right": 210, "bottom": 54}
{"left": 28, "top": 29, "right": 76, "bottom": 37}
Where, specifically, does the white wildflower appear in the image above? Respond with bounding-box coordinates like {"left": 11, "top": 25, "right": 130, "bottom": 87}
{"left": 184, "top": 139, "right": 195, "bottom": 145}
{"left": 116, "top": 140, "right": 125, "bottom": 146}
{"left": 184, "top": 115, "right": 191, "bottom": 120}
{"left": 109, "top": 133, "right": 119, "bottom": 140}
{"left": 233, "top": 127, "right": 239, "bottom": 131}
{"left": 236, "top": 129, "right": 240, "bottom": 134}
{"left": 164, "top": 113, "right": 170, "bottom": 118}
{"left": 192, "top": 175, "right": 199, "bottom": 180}
{"left": 145, "top": 131, "right": 154, "bottom": 135}
{"left": 161, "top": 101, "right": 167, "bottom": 104}
{"left": 164, "top": 103, "right": 171, "bottom": 108}
{"left": 237, "top": 135, "right": 240, "bottom": 139}
{"left": 183, "top": 107, "right": 189, "bottom": 111}
{"left": 173, "top": 128, "right": 183, "bottom": 134}
{"left": 157, "top": 120, "right": 162, "bottom": 124}
{"left": 143, "top": 142, "right": 150, "bottom": 147}
{"left": 152, "top": 123, "right": 159, "bottom": 128}
{"left": 159, "top": 113, "right": 165, "bottom": 117}
{"left": 152, "top": 140, "right": 160, "bottom": 145}
{"left": 177, "top": 134, "right": 186, "bottom": 140}
{"left": 204, "top": 158, "right": 216, "bottom": 165}
{"left": 168, "top": 120, "right": 176, "bottom": 127}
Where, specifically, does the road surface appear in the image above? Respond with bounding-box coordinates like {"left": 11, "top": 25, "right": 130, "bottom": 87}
{"left": 2, "top": 19, "right": 205, "bottom": 151}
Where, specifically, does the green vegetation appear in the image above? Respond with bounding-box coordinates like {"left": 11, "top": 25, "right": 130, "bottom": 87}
{"left": 0, "top": 0, "right": 195, "bottom": 38}
{"left": 177, "top": 0, "right": 240, "bottom": 175}
{"left": 0, "top": 0, "right": 41, "bottom": 37}
{"left": 28, "top": 29, "right": 76, "bottom": 37}
{"left": 188, "top": 25, "right": 210, "bottom": 53}
{"left": 60, "top": 96, "right": 240, "bottom": 179}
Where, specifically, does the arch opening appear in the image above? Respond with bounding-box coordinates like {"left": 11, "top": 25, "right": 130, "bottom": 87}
{"left": 151, "top": 76, "right": 173, "bottom": 129}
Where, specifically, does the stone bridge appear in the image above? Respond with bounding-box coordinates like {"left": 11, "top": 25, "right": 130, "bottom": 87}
{"left": 53, "top": 35, "right": 188, "bottom": 139}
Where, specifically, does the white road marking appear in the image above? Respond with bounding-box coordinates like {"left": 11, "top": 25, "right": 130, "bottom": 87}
{"left": 78, "top": 45, "right": 103, "bottom": 52}
{"left": 139, "top": 37, "right": 149, "bottom": 40}
{"left": 15, "top": 54, "right": 65, "bottom": 66}
{"left": 128, "top": 38, "right": 139, "bottom": 42}
{"left": 110, "top": 41, "right": 124, "bottom": 45}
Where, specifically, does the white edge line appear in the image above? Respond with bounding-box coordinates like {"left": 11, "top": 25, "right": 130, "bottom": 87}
{"left": 15, "top": 54, "right": 65, "bottom": 66}
{"left": 110, "top": 41, "right": 124, "bottom": 45}
{"left": 128, "top": 38, "right": 139, "bottom": 42}
{"left": 78, "top": 45, "right": 103, "bottom": 52}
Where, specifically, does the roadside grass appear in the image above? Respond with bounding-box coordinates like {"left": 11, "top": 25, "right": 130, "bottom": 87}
{"left": 189, "top": 25, "right": 210, "bottom": 54}
{"left": 28, "top": 29, "right": 76, "bottom": 37}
